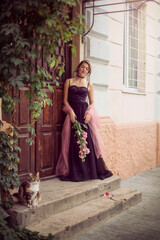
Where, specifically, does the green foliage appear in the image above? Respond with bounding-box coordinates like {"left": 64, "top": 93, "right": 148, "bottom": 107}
{"left": 0, "top": 215, "right": 54, "bottom": 240}
{"left": 0, "top": 0, "right": 85, "bottom": 143}
{"left": 0, "top": 0, "right": 85, "bottom": 210}
{"left": 72, "top": 120, "right": 88, "bottom": 162}
{"left": 72, "top": 119, "right": 87, "bottom": 138}
{"left": 0, "top": 130, "right": 20, "bottom": 209}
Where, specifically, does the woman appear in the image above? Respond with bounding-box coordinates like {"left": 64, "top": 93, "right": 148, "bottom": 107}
{"left": 56, "top": 60, "right": 113, "bottom": 181}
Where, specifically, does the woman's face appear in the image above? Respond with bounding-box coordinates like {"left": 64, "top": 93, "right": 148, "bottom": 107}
{"left": 78, "top": 62, "right": 89, "bottom": 78}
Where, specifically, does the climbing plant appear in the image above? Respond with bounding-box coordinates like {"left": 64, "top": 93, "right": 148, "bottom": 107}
{"left": 0, "top": 215, "right": 54, "bottom": 240}
{"left": 0, "top": 126, "right": 20, "bottom": 209}
{"left": 0, "top": 0, "right": 85, "bottom": 208}
{"left": 0, "top": 0, "right": 85, "bottom": 143}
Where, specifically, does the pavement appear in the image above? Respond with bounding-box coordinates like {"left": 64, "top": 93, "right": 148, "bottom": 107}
{"left": 75, "top": 167, "right": 160, "bottom": 240}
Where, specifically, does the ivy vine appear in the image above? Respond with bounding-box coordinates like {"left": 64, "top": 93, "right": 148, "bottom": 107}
{"left": 0, "top": 215, "right": 54, "bottom": 240}
{"left": 0, "top": 124, "right": 20, "bottom": 209}
{"left": 0, "top": 0, "right": 85, "bottom": 144}
{"left": 0, "top": 0, "right": 85, "bottom": 207}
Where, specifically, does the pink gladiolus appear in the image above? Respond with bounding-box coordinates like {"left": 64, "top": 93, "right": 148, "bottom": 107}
{"left": 81, "top": 137, "right": 85, "bottom": 141}
{"left": 86, "top": 148, "right": 90, "bottom": 154}
{"left": 72, "top": 120, "right": 90, "bottom": 162}
{"left": 82, "top": 132, "right": 87, "bottom": 138}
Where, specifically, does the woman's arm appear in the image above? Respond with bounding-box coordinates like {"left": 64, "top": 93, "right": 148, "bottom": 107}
{"left": 63, "top": 79, "right": 76, "bottom": 123}
{"left": 63, "top": 78, "right": 70, "bottom": 106}
{"left": 88, "top": 83, "right": 94, "bottom": 105}
{"left": 84, "top": 83, "right": 94, "bottom": 123}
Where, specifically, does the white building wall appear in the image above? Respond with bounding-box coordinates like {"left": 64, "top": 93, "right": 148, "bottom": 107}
{"left": 84, "top": 1, "right": 110, "bottom": 116}
{"left": 156, "top": 14, "right": 160, "bottom": 121}
{"left": 107, "top": 4, "right": 124, "bottom": 123}
{"left": 84, "top": 0, "right": 160, "bottom": 124}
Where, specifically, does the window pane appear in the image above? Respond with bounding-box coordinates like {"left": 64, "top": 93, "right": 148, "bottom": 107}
{"left": 125, "top": 2, "right": 146, "bottom": 92}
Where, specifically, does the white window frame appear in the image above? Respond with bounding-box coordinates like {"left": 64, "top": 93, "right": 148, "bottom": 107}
{"left": 123, "top": 2, "right": 146, "bottom": 94}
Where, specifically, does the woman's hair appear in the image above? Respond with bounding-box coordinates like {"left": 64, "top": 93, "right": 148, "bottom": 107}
{"left": 76, "top": 60, "right": 92, "bottom": 76}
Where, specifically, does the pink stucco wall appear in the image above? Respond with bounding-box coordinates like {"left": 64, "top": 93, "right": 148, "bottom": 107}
{"left": 100, "top": 117, "right": 159, "bottom": 180}
{"left": 158, "top": 122, "right": 160, "bottom": 167}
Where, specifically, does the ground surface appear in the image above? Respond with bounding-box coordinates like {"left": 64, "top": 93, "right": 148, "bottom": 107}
{"left": 76, "top": 167, "right": 160, "bottom": 240}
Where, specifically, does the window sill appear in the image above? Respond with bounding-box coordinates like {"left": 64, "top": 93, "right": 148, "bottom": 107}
{"left": 122, "top": 87, "right": 146, "bottom": 95}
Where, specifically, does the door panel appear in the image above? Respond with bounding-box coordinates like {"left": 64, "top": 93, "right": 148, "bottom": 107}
{"left": 2, "top": 44, "right": 70, "bottom": 179}
{"left": 18, "top": 134, "right": 30, "bottom": 172}
{"left": 36, "top": 85, "right": 65, "bottom": 178}
{"left": 15, "top": 87, "right": 35, "bottom": 180}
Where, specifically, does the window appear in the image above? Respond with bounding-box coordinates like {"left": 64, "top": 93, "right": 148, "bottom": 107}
{"left": 124, "top": 2, "right": 146, "bottom": 93}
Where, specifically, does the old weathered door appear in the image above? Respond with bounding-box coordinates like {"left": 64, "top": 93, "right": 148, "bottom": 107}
{"left": 35, "top": 45, "right": 71, "bottom": 179}
{"left": 3, "top": 46, "right": 71, "bottom": 180}
{"left": 35, "top": 85, "right": 65, "bottom": 178}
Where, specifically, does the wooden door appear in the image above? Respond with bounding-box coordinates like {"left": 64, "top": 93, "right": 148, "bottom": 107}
{"left": 2, "top": 86, "right": 37, "bottom": 181}
{"left": 2, "top": 45, "right": 71, "bottom": 180}
{"left": 35, "top": 44, "right": 71, "bottom": 178}
{"left": 36, "top": 85, "right": 65, "bottom": 178}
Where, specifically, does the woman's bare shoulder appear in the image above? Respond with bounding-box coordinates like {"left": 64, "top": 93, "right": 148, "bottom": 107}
{"left": 64, "top": 78, "right": 71, "bottom": 84}
{"left": 88, "top": 82, "right": 93, "bottom": 89}
{"left": 65, "top": 78, "right": 75, "bottom": 83}
{"left": 88, "top": 82, "right": 93, "bottom": 86}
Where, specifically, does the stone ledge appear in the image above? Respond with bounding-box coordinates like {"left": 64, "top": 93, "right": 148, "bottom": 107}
{"left": 27, "top": 187, "right": 142, "bottom": 240}
{"left": 8, "top": 175, "right": 120, "bottom": 227}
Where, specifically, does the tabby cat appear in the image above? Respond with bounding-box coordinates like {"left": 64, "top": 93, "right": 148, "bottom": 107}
{"left": 13, "top": 172, "right": 41, "bottom": 208}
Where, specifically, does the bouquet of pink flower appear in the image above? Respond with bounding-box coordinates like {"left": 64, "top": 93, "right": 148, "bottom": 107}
{"left": 72, "top": 120, "right": 90, "bottom": 162}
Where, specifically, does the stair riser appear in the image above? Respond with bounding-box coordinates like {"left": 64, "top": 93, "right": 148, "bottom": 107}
{"left": 53, "top": 192, "right": 142, "bottom": 240}
{"left": 122, "top": 191, "right": 142, "bottom": 210}
{"left": 8, "top": 177, "right": 120, "bottom": 227}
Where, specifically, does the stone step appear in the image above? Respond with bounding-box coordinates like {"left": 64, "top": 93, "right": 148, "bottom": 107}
{"left": 8, "top": 175, "right": 120, "bottom": 227}
{"left": 27, "top": 187, "right": 142, "bottom": 240}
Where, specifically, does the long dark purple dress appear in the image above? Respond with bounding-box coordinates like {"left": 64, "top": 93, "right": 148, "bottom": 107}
{"left": 60, "top": 85, "right": 113, "bottom": 182}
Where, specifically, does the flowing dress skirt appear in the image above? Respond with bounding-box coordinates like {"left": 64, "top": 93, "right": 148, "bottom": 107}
{"left": 60, "top": 86, "right": 112, "bottom": 182}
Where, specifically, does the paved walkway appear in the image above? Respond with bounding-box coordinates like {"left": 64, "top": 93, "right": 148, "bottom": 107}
{"left": 76, "top": 167, "right": 160, "bottom": 240}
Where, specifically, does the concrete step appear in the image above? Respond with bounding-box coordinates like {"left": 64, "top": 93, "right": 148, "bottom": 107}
{"left": 8, "top": 175, "right": 120, "bottom": 227}
{"left": 27, "top": 187, "right": 142, "bottom": 240}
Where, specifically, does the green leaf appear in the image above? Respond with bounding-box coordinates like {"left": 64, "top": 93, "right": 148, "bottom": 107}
{"left": 45, "top": 99, "right": 53, "bottom": 106}
{"left": 16, "top": 81, "right": 24, "bottom": 87}
{"left": 49, "top": 58, "right": 56, "bottom": 68}
{"left": 48, "top": 83, "right": 54, "bottom": 93}
{"left": 69, "top": 44, "right": 77, "bottom": 56}
{"left": 55, "top": 81, "right": 59, "bottom": 86}
{"left": 26, "top": 138, "right": 34, "bottom": 146}
{"left": 9, "top": 77, "right": 17, "bottom": 87}
{"left": 70, "top": 26, "right": 78, "bottom": 34}
{"left": 10, "top": 57, "right": 23, "bottom": 66}
{"left": 78, "top": 14, "right": 86, "bottom": 20}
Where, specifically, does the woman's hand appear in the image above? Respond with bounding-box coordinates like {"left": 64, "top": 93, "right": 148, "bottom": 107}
{"left": 84, "top": 113, "right": 91, "bottom": 124}
{"left": 70, "top": 111, "right": 76, "bottom": 123}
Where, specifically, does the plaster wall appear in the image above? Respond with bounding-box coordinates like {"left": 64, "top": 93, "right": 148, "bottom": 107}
{"left": 158, "top": 122, "right": 160, "bottom": 166}
{"left": 108, "top": 4, "right": 158, "bottom": 124}
{"left": 81, "top": 1, "right": 160, "bottom": 179}
{"left": 84, "top": 3, "right": 110, "bottom": 116}
{"left": 82, "top": 1, "right": 160, "bottom": 123}
{"left": 156, "top": 15, "right": 160, "bottom": 121}
{"left": 99, "top": 118, "right": 158, "bottom": 179}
